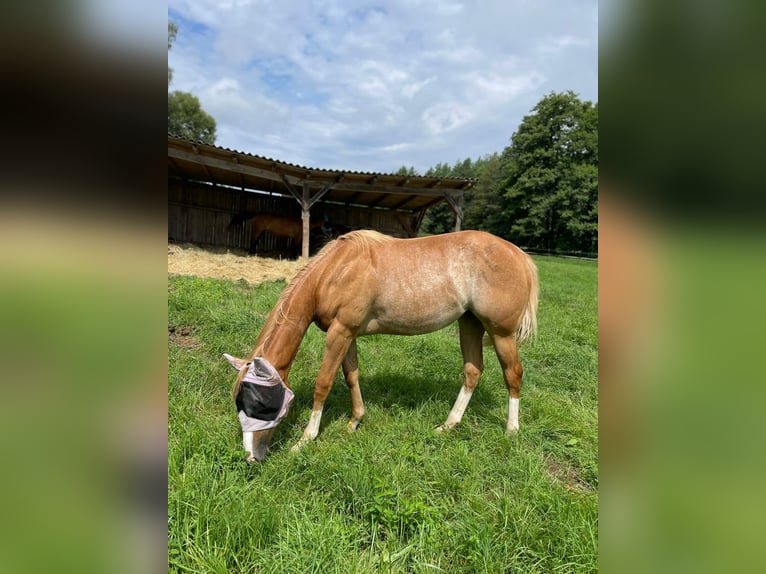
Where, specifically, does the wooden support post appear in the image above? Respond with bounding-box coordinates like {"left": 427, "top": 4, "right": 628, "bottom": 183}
{"left": 301, "top": 182, "right": 311, "bottom": 259}
{"left": 443, "top": 192, "right": 464, "bottom": 232}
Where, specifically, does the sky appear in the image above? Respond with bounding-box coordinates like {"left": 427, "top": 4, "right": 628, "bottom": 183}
{"left": 168, "top": 0, "right": 597, "bottom": 175}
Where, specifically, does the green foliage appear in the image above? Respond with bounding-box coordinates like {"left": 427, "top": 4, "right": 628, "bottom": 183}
{"left": 168, "top": 91, "right": 218, "bottom": 145}
{"left": 168, "top": 20, "right": 217, "bottom": 144}
{"left": 395, "top": 165, "right": 419, "bottom": 176}
{"left": 463, "top": 153, "right": 507, "bottom": 233}
{"left": 168, "top": 255, "right": 598, "bottom": 573}
{"left": 501, "top": 92, "right": 598, "bottom": 253}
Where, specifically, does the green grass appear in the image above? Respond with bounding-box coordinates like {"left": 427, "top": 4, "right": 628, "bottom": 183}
{"left": 168, "top": 256, "right": 598, "bottom": 573}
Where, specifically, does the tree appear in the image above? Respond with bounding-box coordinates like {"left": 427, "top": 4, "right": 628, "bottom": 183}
{"left": 395, "top": 165, "right": 418, "bottom": 176}
{"left": 168, "top": 91, "right": 217, "bottom": 145}
{"left": 463, "top": 152, "right": 507, "bottom": 234}
{"left": 168, "top": 21, "right": 217, "bottom": 145}
{"left": 502, "top": 92, "right": 598, "bottom": 253}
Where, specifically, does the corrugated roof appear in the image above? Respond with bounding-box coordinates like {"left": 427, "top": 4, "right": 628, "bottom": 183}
{"left": 168, "top": 134, "right": 474, "bottom": 213}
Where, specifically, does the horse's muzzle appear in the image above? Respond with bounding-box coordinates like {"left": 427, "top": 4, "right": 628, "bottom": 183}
{"left": 243, "top": 430, "right": 271, "bottom": 463}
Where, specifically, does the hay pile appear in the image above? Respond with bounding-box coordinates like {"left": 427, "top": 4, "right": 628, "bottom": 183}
{"left": 168, "top": 242, "right": 308, "bottom": 285}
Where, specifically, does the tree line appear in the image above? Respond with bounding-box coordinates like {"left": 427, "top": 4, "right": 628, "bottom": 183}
{"left": 413, "top": 91, "right": 598, "bottom": 256}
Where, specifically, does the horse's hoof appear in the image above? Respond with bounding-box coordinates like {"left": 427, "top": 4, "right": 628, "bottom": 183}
{"left": 435, "top": 425, "right": 445, "bottom": 434}
{"left": 347, "top": 420, "right": 360, "bottom": 433}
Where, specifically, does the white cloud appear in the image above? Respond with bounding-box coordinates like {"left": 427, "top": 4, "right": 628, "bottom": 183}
{"left": 168, "top": 0, "right": 598, "bottom": 172}
{"left": 422, "top": 103, "right": 474, "bottom": 135}
{"left": 401, "top": 77, "right": 436, "bottom": 99}
{"left": 539, "top": 34, "right": 592, "bottom": 53}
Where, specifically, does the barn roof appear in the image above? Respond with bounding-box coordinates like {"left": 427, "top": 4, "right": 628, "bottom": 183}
{"left": 168, "top": 135, "right": 475, "bottom": 213}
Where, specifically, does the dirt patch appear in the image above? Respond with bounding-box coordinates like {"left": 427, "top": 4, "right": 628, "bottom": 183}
{"left": 545, "top": 458, "right": 592, "bottom": 494}
{"left": 168, "top": 242, "right": 307, "bottom": 285}
{"left": 168, "top": 324, "right": 203, "bottom": 350}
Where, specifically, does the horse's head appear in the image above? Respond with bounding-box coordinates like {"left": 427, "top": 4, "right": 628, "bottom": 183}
{"left": 223, "top": 353, "right": 294, "bottom": 463}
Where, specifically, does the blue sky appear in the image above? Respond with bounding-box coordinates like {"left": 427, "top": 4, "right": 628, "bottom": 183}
{"left": 168, "top": 0, "right": 597, "bottom": 174}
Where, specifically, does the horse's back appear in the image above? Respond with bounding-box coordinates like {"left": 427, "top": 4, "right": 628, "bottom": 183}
{"left": 323, "top": 231, "right": 532, "bottom": 336}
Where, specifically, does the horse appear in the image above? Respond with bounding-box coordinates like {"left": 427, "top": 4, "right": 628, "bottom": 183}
{"left": 248, "top": 214, "right": 303, "bottom": 254}
{"left": 224, "top": 229, "right": 539, "bottom": 462}
{"left": 227, "top": 213, "right": 307, "bottom": 255}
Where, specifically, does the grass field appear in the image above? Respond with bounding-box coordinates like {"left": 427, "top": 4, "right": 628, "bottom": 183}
{"left": 168, "top": 255, "right": 598, "bottom": 573}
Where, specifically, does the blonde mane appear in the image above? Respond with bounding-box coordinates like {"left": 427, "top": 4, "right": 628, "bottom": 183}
{"left": 337, "top": 229, "right": 394, "bottom": 252}
{"left": 250, "top": 230, "right": 394, "bottom": 360}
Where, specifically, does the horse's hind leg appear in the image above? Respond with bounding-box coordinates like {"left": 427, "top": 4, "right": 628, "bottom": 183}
{"left": 489, "top": 333, "right": 524, "bottom": 434}
{"left": 438, "top": 313, "right": 484, "bottom": 432}
{"left": 342, "top": 339, "right": 365, "bottom": 432}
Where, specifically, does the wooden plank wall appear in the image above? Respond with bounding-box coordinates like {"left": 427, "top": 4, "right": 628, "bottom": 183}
{"left": 169, "top": 177, "right": 421, "bottom": 255}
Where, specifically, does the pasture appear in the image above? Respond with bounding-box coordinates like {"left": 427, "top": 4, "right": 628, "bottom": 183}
{"left": 168, "top": 254, "right": 597, "bottom": 573}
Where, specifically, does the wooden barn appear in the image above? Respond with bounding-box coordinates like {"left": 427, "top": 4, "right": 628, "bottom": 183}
{"left": 168, "top": 135, "right": 475, "bottom": 258}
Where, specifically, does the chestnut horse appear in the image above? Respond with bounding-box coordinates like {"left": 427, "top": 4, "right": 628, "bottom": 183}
{"left": 224, "top": 230, "right": 539, "bottom": 462}
{"left": 247, "top": 214, "right": 304, "bottom": 254}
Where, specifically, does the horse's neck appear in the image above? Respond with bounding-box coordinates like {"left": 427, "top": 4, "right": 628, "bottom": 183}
{"left": 254, "top": 274, "right": 316, "bottom": 382}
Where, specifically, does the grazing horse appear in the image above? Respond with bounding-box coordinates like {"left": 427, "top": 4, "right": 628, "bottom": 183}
{"left": 224, "top": 230, "right": 539, "bottom": 462}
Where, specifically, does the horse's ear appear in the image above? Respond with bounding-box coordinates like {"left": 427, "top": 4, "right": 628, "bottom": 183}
{"left": 223, "top": 353, "right": 248, "bottom": 371}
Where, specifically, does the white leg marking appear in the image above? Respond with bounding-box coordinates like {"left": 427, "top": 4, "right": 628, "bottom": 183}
{"left": 305, "top": 408, "right": 323, "bottom": 439}
{"left": 243, "top": 431, "right": 254, "bottom": 452}
{"left": 242, "top": 431, "right": 255, "bottom": 462}
{"left": 507, "top": 396, "right": 520, "bottom": 433}
{"left": 438, "top": 386, "right": 474, "bottom": 431}
{"left": 291, "top": 408, "right": 323, "bottom": 452}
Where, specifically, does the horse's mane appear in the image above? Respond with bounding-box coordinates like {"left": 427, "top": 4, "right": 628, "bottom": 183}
{"left": 337, "top": 229, "right": 394, "bottom": 252}
{"left": 250, "top": 230, "right": 394, "bottom": 359}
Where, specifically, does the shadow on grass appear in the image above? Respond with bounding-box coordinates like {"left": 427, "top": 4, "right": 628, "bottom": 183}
{"left": 259, "top": 370, "right": 506, "bottom": 457}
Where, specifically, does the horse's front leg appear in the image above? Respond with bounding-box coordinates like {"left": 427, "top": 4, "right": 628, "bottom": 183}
{"left": 291, "top": 323, "right": 354, "bottom": 452}
{"left": 342, "top": 339, "right": 365, "bottom": 432}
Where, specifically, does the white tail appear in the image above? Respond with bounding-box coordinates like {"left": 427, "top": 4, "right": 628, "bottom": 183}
{"left": 516, "top": 254, "right": 539, "bottom": 345}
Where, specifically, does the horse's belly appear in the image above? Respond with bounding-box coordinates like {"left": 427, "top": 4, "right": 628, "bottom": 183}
{"left": 358, "top": 300, "right": 465, "bottom": 336}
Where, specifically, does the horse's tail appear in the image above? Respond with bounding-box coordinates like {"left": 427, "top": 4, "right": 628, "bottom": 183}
{"left": 516, "top": 253, "right": 539, "bottom": 346}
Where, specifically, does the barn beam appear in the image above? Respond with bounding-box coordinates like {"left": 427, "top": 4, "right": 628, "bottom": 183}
{"left": 443, "top": 192, "right": 464, "bottom": 232}
{"left": 421, "top": 196, "right": 447, "bottom": 210}
{"left": 307, "top": 182, "right": 334, "bottom": 208}
{"left": 367, "top": 195, "right": 387, "bottom": 208}
{"left": 414, "top": 207, "right": 428, "bottom": 233}
{"left": 191, "top": 145, "right": 217, "bottom": 184}
{"left": 170, "top": 146, "right": 306, "bottom": 188}
{"left": 329, "top": 181, "right": 464, "bottom": 196}
{"left": 168, "top": 157, "right": 186, "bottom": 182}
{"left": 345, "top": 192, "right": 363, "bottom": 205}
{"left": 390, "top": 194, "right": 418, "bottom": 210}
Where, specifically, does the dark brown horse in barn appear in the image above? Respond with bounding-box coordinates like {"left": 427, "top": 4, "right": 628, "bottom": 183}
{"left": 229, "top": 213, "right": 333, "bottom": 255}
{"left": 250, "top": 214, "right": 303, "bottom": 254}
{"left": 224, "top": 230, "right": 539, "bottom": 462}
